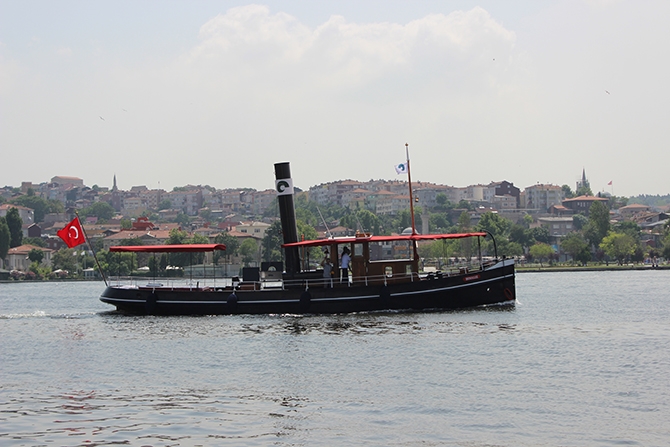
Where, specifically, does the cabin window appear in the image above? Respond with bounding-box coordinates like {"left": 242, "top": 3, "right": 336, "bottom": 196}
{"left": 385, "top": 266, "right": 393, "bottom": 277}
{"left": 369, "top": 240, "right": 414, "bottom": 261}
{"left": 405, "top": 265, "right": 412, "bottom": 276}
{"left": 354, "top": 243, "right": 363, "bottom": 257}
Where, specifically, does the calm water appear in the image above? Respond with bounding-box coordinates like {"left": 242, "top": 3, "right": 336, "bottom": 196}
{"left": 1, "top": 271, "right": 669, "bottom": 447}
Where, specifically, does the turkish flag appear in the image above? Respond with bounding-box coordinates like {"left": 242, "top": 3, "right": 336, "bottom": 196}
{"left": 57, "top": 217, "right": 87, "bottom": 248}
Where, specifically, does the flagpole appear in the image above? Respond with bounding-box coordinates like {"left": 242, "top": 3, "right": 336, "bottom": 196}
{"left": 76, "top": 211, "right": 108, "bottom": 286}
{"left": 406, "top": 143, "right": 417, "bottom": 236}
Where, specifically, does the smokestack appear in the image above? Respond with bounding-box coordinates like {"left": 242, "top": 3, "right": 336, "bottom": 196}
{"left": 274, "top": 162, "right": 301, "bottom": 276}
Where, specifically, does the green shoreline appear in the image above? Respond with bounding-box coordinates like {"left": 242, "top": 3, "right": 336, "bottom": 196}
{"left": 517, "top": 265, "right": 669, "bottom": 273}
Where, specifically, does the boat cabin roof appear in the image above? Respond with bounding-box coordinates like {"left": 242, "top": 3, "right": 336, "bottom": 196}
{"left": 281, "top": 232, "right": 487, "bottom": 248}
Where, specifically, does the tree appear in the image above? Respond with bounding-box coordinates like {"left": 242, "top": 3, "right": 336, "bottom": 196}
{"left": 52, "top": 248, "right": 78, "bottom": 273}
{"left": 239, "top": 238, "right": 259, "bottom": 266}
{"left": 9, "top": 195, "right": 63, "bottom": 223}
{"left": 261, "top": 220, "right": 283, "bottom": 263}
{"left": 457, "top": 211, "right": 471, "bottom": 231}
{"left": 662, "top": 233, "right": 670, "bottom": 260}
{"left": 429, "top": 213, "right": 450, "bottom": 233}
{"left": 199, "top": 208, "right": 213, "bottom": 221}
{"left": 391, "top": 209, "right": 415, "bottom": 233}
{"left": 23, "top": 237, "right": 46, "bottom": 247}
{"left": 158, "top": 199, "right": 172, "bottom": 210}
{"left": 166, "top": 228, "right": 188, "bottom": 245}
{"left": 80, "top": 201, "right": 115, "bottom": 221}
{"left": 98, "top": 250, "right": 134, "bottom": 277}
{"left": 5, "top": 207, "right": 23, "bottom": 248}
{"left": 561, "top": 184, "right": 575, "bottom": 199}
{"left": 600, "top": 231, "right": 636, "bottom": 265}
{"left": 0, "top": 217, "right": 10, "bottom": 261}
{"left": 576, "top": 184, "right": 593, "bottom": 197}
{"left": 572, "top": 214, "right": 588, "bottom": 231}
{"left": 613, "top": 221, "right": 641, "bottom": 241}
{"left": 297, "top": 219, "right": 320, "bottom": 266}
{"left": 584, "top": 201, "right": 610, "bottom": 248}
{"left": 477, "top": 212, "right": 511, "bottom": 237}
{"left": 529, "top": 243, "right": 554, "bottom": 267}
{"left": 164, "top": 229, "right": 208, "bottom": 266}
{"left": 214, "top": 232, "right": 240, "bottom": 263}
{"left": 148, "top": 255, "right": 160, "bottom": 277}
{"left": 527, "top": 226, "right": 551, "bottom": 245}
{"left": 561, "top": 232, "right": 590, "bottom": 265}
{"left": 119, "top": 237, "right": 144, "bottom": 246}
{"left": 28, "top": 248, "right": 44, "bottom": 264}
{"left": 457, "top": 200, "right": 473, "bottom": 211}
{"left": 339, "top": 209, "right": 380, "bottom": 235}
{"left": 509, "top": 224, "right": 531, "bottom": 248}
{"left": 175, "top": 213, "right": 190, "bottom": 226}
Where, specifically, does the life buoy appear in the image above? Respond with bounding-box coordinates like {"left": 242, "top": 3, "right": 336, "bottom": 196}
{"left": 504, "top": 288, "right": 514, "bottom": 301}
{"left": 227, "top": 293, "right": 238, "bottom": 313}
{"left": 300, "top": 291, "right": 311, "bottom": 313}
{"left": 145, "top": 292, "right": 158, "bottom": 315}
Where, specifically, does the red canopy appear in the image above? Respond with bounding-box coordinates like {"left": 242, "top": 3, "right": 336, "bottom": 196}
{"left": 109, "top": 244, "right": 226, "bottom": 253}
{"left": 282, "top": 232, "right": 487, "bottom": 248}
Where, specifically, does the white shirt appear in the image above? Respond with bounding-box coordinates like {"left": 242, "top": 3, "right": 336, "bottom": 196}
{"left": 341, "top": 253, "right": 351, "bottom": 269}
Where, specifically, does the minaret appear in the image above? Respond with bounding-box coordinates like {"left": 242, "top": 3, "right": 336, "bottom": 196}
{"left": 111, "top": 174, "right": 121, "bottom": 211}
{"left": 577, "top": 168, "right": 590, "bottom": 193}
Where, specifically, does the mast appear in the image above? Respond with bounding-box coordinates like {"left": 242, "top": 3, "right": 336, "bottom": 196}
{"left": 406, "top": 143, "right": 420, "bottom": 261}
{"left": 406, "top": 143, "right": 417, "bottom": 236}
{"left": 75, "top": 211, "right": 107, "bottom": 286}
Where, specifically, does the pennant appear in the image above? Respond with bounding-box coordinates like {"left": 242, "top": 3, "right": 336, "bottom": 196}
{"left": 57, "top": 217, "right": 86, "bottom": 248}
{"left": 394, "top": 163, "right": 408, "bottom": 175}
{"left": 607, "top": 180, "right": 612, "bottom": 186}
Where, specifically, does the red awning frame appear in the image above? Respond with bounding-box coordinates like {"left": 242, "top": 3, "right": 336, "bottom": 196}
{"left": 109, "top": 244, "right": 226, "bottom": 253}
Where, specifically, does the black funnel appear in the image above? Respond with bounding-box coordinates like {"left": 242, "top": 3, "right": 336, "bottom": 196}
{"left": 274, "top": 162, "right": 301, "bottom": 276}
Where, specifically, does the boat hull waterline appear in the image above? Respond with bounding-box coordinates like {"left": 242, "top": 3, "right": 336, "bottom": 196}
{"left": 100, "top": 260, "right": 515, "bottom": 315}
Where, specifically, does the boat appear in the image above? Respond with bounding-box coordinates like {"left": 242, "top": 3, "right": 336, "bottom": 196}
{"left": 100, "top": 161, "right": 515, "bottom": 315}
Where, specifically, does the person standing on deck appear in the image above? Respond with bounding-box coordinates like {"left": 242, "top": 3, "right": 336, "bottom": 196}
{"left": 340, "top": 246, "right": 351, "bottom": 283}
{"left": 321, "top": 250, "right": 333, "bottom": 288}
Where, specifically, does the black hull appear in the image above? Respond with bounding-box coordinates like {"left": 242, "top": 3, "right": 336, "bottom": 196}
{"left": 100, "top": 261, "right": 515, "bottom": 315}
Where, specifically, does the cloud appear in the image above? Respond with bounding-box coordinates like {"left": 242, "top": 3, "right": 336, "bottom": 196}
{"left": 2, "top": 2, "right": 668, "bottom": 196}
{"left": 1, "top": 4, "right": 534, "bottom": 193}
{"left": 186, "top": 5, "right": 517, "bottom": 93}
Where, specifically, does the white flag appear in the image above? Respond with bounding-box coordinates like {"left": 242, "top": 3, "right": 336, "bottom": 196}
{"left": 275, "top": 178, "right": 294, "bottom": 196}
{"left": 394, "top": 163, "right": 408, "bottom": 175}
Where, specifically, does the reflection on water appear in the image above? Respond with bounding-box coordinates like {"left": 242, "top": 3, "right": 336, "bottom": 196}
{"left": 94, "top": 311, "right": 519, "bottom": 339}
{"left": 3, "top": 388, "right": 308, "bottom": 445}
{"left": 2, "top": 272, "right": 670, "bottom": 446}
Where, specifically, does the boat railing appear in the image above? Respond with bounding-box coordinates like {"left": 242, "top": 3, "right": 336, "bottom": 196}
{"left": 280, "top": 261, "right": 493, "bottom": 289}
{"left": 108, "top": 258, "right": 497, "bottom": 291}
{"left": 108, "top": 276, "right": 234, "bottom": 290}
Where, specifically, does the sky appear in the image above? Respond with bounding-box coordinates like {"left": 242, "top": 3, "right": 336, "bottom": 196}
{"left": 1, "top": 0, "right": 669, "bottom": 197}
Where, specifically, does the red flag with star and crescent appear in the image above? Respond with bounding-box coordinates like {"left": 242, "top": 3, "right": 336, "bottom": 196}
{"left": 57, "top": 217, "right": 86, "bottom": 248}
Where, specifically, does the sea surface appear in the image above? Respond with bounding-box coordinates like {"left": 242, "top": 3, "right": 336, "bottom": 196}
{"left": 1, "top": 271, "right": 669, "bottom": 447}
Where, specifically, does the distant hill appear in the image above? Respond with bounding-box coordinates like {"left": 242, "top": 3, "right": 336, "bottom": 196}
{"left": 628, "top": 194, "right": 670, "bottom": 209}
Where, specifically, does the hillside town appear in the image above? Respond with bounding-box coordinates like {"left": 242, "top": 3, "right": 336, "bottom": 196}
{"left": 1, "top": 169, "right": 669, "bottom": 280}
